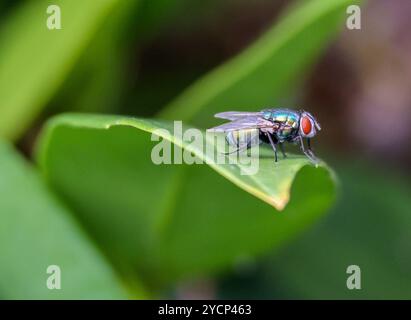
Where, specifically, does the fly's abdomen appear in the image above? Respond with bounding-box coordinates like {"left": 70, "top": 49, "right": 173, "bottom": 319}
{"left": 226, "top": 129, "right": 260, "bottom": 148}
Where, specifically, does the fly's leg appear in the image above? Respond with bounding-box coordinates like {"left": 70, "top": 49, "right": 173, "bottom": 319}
{"left": 306, "top": 138, "right": 318, "bottom": 161}
{"left": 279, "top": 143, "right": 287, "bottom": 158}
{"left": 266, "top": 133, "right": 278, "bottom": 162}
{"left": 298, "top": 136, "right": 318, "bottom": 164}
{"left": 222, "top": 143, "right": 249, "bottom": 155}
{"left": 223, "top": 136, "right": 251, "bottom": 155}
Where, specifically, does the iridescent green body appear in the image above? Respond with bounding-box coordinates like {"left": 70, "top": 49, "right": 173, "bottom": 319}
{"left": 262, "top": 109, "right": 300, "bottom": 141}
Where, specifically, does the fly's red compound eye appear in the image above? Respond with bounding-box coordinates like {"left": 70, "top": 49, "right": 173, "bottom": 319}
{"left": 301, "top": 116, "right": 312, "bottom": 135}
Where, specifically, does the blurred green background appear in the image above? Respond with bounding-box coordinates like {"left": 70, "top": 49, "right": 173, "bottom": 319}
{"left": 0, "top": 0, "right": 410, "bottom": 299}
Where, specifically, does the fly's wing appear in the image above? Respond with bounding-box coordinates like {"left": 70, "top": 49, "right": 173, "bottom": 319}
{"left": 214, "top": 111, "right": 262, "bottom": 121}
{"left": 207, "top": 115, "right": 277, "bottom": 132}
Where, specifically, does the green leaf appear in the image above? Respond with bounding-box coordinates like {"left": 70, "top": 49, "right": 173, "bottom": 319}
{"left": 160, "top": 0, "right": 360, "bottom": 124}
{"left": 221, "top": 163, "right": 411, "bottom": 299}
{"left": 37, "top": 114, "right": 336, "bottom": 286}
{"left": 0, "top": 0, "right": 124, "bottom": 140}
{"left": 0, "top": 140, "right": 137, "bottom": 299}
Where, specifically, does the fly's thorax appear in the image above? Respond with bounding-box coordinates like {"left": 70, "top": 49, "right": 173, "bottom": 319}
{"left": 263, "top": 108, "right": 299, "bottom": 121}
{"left": 271, "top": 110, "right": 299, "bottom": 124}
{"left": 276, "top": 127, "right": 297, "bottom": 141}
{"left": 266, "top": 109, "right": 300, "bottom": 141}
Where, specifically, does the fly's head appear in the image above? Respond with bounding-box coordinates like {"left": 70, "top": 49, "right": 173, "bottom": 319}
{"left": 299, "top": 111, "right": 321, "bottom": 138}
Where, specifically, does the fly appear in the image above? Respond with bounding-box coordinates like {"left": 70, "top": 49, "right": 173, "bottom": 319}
{"left": 207, "top": 108, "right": 321, "bottom": 163}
